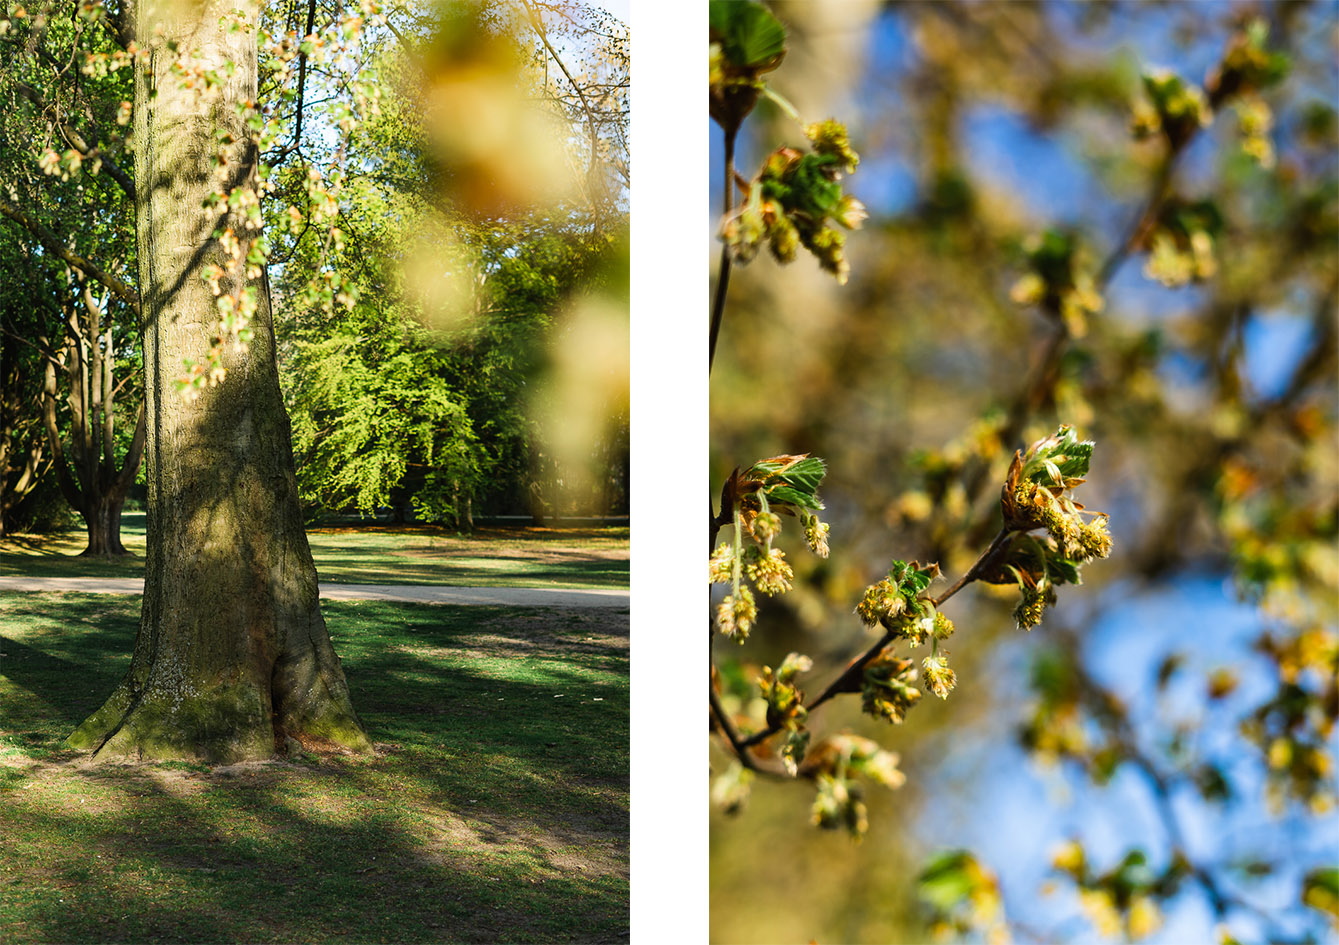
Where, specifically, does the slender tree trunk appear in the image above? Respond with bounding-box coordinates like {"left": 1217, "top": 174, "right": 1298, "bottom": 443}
{"left": 68, "top": 0, "right": 371, "bottom": 763}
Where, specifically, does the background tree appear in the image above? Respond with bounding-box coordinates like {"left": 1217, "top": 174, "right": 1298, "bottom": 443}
{"left": 0, "top": 242, "right": 53, "bottom": 537}
{"left": 0, "top": 0, "right": 145, "bottom": 553}
{"left": 36, "top": 269, "right": 145, "bottom": 556}
{"left": 709, "top": 3, "right": 1336, "bottom": 944}
{"left": 272, "top": 0, "right": 629, "bottom": 525}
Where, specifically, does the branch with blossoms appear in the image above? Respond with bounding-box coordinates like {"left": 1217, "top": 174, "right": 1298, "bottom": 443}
{"left": 904, "top": 16, "right": 1339, "bottom": 945}
{"left": 708, "top": 428, "right": 1112, "bottom": 835}
{"left": 707, "top": 1, "right": 1112, "bottom": 839}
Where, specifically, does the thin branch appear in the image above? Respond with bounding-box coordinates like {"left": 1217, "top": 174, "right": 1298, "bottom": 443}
{"left": 288, "top": 0, "right": 318, "bottom": 158}
{"left": 710, "top": 685, "right": 756, "bottom": 770}
{"left": 521, "top": 0, "right": 606, "bottom": 206}
{"left": 1097, "top": 153, "right": 1178, "bottom": 287}
{"left": 709, "top": 127, "right": 737, "bottom": 373}
{"left": 931, "top": 527, "right": 1014, "bottom": 607}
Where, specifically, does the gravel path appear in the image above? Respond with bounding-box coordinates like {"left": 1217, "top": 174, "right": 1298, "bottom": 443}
{"left": 0, "top": 576, "right": 628, "bottom": 609}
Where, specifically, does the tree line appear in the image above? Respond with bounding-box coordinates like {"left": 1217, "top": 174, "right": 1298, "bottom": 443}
{"left": 0, "top": 0, "right": 630, "bottom": 556}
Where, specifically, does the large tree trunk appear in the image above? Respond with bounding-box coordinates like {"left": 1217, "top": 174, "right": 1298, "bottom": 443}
{"left": 68, "top": 0, "right": 371, "bottom": 763}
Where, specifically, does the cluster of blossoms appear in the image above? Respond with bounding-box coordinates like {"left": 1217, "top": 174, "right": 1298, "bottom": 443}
{"left": 995, "top": 426, "right": 1113, "bottom": 629}
{"left": 709, "top": 0, "right": 865, "bottom": 282}
{"left": 860, "top": 653, "right": 922, "bottom": 724}
{"left": 710, "top": 454, "right": 829, "bottom": 641}
{"left": 1141, "top": 198, "right": 1224, "bottom": 288}
{"left": 1205, "top": 17, "right": 1289, "bottom": 170}
{"left": 1241, "top": 626, "right": 1338, "bottom": 815}
{"left": 1131, "top": 69, "right": 1212, "bottom": 149}
{"left": 1009, "top": 229, "right": 1103, "bottom": 338}
{"left": 757, "top": 652, "right": 812, "bottom": 776}
{"left": 1051, "top": 843, "right": 1174, "bottom": 941}
{"left": 804, "top": 734, "right": 904, "bottom": 836}
{"left": 918, "top": 851, "right": 1009, "bottom": 945}
{"left": 855, "top": 559, "right": 959, "bottom": 715}
{"left": 722, "top": 121, "right": 866, "bottom": 283}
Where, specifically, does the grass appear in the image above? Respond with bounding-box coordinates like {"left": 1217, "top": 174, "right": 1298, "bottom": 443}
{"left": 0, "top": 514, "right": 629, "bottom": 589}
{"left": 0, "top": 592, "right": 629, "bottom": 943}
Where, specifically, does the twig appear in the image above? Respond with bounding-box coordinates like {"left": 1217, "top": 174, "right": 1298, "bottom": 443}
{"left": 709, "top": 685, "right": 755, "bottom": 770}
{"left": 1098, "top": 153, "right": 1178, "bottom": 287}
{"left": 0, "top": 197, "right": 138, "bottom": 313}
{"left": 708, "top": 127, "right": 738, "bottom": 373}
{"left": 932, "top": 527, "right": 1013, "bottom": 608}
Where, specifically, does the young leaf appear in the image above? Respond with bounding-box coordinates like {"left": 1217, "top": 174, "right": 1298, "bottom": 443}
{"left": 709, "top": 0, "right": 786, "bottom": 72}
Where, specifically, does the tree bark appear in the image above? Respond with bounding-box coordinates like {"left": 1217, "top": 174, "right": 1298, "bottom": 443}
{"left": 68, "top": 0, "right": 371, "bottom": 763}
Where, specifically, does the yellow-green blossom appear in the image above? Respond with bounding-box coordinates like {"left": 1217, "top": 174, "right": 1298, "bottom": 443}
{"left": 747, "top": 547, "right": 794, "bottom": 595}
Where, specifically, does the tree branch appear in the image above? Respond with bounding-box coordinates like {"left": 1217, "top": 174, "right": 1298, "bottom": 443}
{"left": 733, "top": 527, "right": 1015, "bottom": 752}
{"left": 521, "top": 0, "right": 607, "bottom": 208}
{"left": 0, "top": 197, "right": 139, "bottom": 313}
{"left": 12, "top": 80, "right": 137, "bottom": 201}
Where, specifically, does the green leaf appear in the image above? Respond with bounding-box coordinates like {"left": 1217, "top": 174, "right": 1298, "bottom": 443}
{"left": 776, "top": 455, "right": 826, "bottom": 494}
{"left": 1045, "top": 551, "right": 1082, "bottom": 587}
{"left": 709, "top": 0, "right": 786, "bottom": 71}
{"left": 918, "top": 850, "right": 976, "bottom": 911}
{"left": 905, "top": 569, "right": 932, "bottom": 594}
{"left": 765, "top": 484, "right": 823, "bottom": 511}
{"left": 1302, "top": 867, "right": 1339, "bottom": 920}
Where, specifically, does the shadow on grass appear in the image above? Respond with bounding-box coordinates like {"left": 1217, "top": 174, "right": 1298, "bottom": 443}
{"left": 0, "top": 555, "right": 145, "bottom": 580}
{"left": 0, "top": 597, "right": 139, "bottom": 731}
{"left": 0, "top": 594, "right": 629, "bottom": 944}
{"left": 3, "top": 523, "right": 628, "bottom": 589}
{"left": 313, "top": 556, "right": 630, "bottom": 589}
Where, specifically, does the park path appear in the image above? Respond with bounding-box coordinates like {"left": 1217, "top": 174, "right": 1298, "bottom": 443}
{"left": 0, "top": 576, "right": 628, "bottom": 609}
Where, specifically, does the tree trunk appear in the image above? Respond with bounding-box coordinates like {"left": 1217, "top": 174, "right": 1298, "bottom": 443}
{"left": 68, "top": 0, "right": 371, "bottom": 763}
{"left": 40, "top": 337, "right": 145, "bottom": 559}
{"left": 79, "top": 491, "right": 128, "bottom": 557}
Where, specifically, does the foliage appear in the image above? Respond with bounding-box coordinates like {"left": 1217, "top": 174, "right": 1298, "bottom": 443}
{"left": 287, "top": 317, "right": 479, "bottom": 520}
{"left": 272, "top": 0, "right": 629, "bottom": 522}
{"left": 0, "top": 0, "right": 629, "bottom": 527}
{"left": 0, "top": 0, "right": 144, "bottom": 547}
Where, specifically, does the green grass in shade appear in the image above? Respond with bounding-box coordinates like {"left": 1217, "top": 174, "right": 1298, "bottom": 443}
{"left": 0, "top": 515, "right": 629, "bottom": 589}
{"left": 0, "top": 593, "right": 629, "bottom": 943}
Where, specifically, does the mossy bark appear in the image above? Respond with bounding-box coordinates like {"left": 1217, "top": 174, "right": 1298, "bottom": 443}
{"left": 67, "top": 0, "right": 370, "bottom": 764}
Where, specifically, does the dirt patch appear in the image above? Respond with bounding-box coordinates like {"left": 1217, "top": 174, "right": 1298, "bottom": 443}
{"left": 456, "top": 610, "right": 629, "bottom": 658}
{"left": 419, "top": 807, "right": 627, "bottom": 880}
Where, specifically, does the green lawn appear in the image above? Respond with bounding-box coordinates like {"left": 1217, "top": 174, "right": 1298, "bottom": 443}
{"left": 0, "top": 593, "right": 629, "bottom": 943}
{"left": 0, "top": 515, "right": 629, "bottom": 589}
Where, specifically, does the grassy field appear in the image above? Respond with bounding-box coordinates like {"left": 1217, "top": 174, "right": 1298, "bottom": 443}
{"left": 0, "top": 515, "right": 629, "bottom": 589}
{"left": 0, "top": 593, "right": 629, "bottom": 943}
